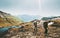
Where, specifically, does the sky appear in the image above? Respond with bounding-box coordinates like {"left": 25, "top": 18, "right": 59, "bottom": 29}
{"left": 0, "top": 0, "right": 60, "bottom": 17}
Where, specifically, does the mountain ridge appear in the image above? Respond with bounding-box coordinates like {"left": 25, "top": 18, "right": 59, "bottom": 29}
{"left": 0, "top": 11, "right": 23, "bottom": 27}
{"left": 17, "top": 15, "right": 42, "bottom": 22}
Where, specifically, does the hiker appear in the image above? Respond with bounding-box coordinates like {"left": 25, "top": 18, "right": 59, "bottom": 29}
{"left": 43, "top": 21, "right": 48, "bottom": 34}
{"left": 33, "top": 21, "right": 38, "bottom": 35}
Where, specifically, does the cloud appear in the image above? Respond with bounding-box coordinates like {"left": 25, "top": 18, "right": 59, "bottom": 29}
{"left": 0, "top": 0, "right": 41, "bottom": 16}
{"left": 0, "top": 9, "right": 40, "bottom": 16}
{"left": 0, "top": 0, "right": 40, "bottom": 10}
{"left": 0, "top": 0, "right": 60, "bottom": 17}
{"left": 42, "top": 0, "right": 60, "bottom": 11}
{"left": 41, "top": 0, "right": 60, "bottom": 16}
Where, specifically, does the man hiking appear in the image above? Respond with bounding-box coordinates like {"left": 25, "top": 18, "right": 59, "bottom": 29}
{"left": 43, "top": 21, "right": 48, "bottom": 34}
{"left": 33, "top": 20, "right": 38, "bottom": 35}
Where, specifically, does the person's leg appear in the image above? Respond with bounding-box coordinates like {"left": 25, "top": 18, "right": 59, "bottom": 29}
{"left": 45, "top": 28, "right": 48, "bottom": 34}
{"left": 34, "top": 27, "right": 37, "bottom": 35}
{"left": 44, "top": 27, "right": 47, "bottom": 34}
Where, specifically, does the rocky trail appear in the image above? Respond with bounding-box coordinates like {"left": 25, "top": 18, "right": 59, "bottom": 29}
{"left": 1, "top": 25, "right": 60, "bottom": 38}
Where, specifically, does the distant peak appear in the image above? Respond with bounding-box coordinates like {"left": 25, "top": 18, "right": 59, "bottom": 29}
{"left": 0, "top": 11, "right": 4, "bottom": 13}
{"left": 0, "top": 11, "right": 11, "bottom": 15}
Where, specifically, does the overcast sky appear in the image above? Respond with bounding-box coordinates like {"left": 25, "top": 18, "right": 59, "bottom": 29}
{"left": 0, "top": 0, "right": 60, "bottom": 17}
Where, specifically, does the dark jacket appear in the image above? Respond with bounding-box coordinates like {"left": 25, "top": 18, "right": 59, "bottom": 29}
{"left": 43, "top": 22, "right": 48, "bottom": 28}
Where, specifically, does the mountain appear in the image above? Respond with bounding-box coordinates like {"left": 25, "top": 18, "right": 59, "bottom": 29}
{"left": 0, "top": 11, "right": 23, "bottom": 27}
{"left": 41, "top": 16, "right": 60, "bottom": 20}
{"left": 17, "top": 15, "right": 42, "bottom": 22}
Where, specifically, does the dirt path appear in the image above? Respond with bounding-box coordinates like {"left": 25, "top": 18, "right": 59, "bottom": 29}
{"left": 2, "top": 26, "right": 60, "bottom": 38}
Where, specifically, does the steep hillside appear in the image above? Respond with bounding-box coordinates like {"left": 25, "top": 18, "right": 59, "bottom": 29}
{"left": 0, "top": 11, "right": 23, "bottom": 27}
